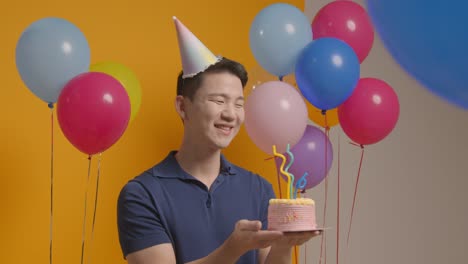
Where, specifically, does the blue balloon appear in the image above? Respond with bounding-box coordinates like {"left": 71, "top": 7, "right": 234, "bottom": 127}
{"left": 366, "top": 0, "right": 468, "bottom": 109}
{"left": 16, "top": 17, "right": 91, "bottom": 104}
{"left": 295, "top": 38, "right": 360, "bottom": 110}
{"left": 249, "top": 3, "right": 312, "bottom": 78}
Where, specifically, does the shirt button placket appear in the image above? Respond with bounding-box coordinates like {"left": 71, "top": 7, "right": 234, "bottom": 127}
{"left": 206, "top": 193, "right": 212, "bottom": 208}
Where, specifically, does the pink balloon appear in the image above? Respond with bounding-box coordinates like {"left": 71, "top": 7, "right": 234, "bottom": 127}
{"left": 57, "top": 72, "right": 131, "bottom": 155}
{"left": 245, "top": 81, "right": 308, "bottom": 154}
{"left": 338, "top": 78, "right": 399, "bottom": 145}
{"left": 312, "top": 0, "right": 374, "bottom": 63}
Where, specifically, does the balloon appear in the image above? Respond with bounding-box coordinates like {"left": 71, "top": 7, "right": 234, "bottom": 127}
{"left": 309, "top": 107, "right": 339, "bottom": 128}
{"left": 90, "top": 62, "right": 142, "bottom": 122}
{"left": 246, "top": 66, "right": 339, "bottom": 128}
{"left": 275, "top": 125, "right": 333, "bottom": 190}
{"left": 271, "top": 73, "right": 337, "bottom": 128}
{"left": 16, "top": 17, "right": 90, "bottom": 104}
{"left": 57, "top": 72, "right": 131, "bottom": 155}
{"left": 245, "top": 65, "right": 278, "bottom": 97}
{"left": 295, "top": 37, "right": 360, "bottom": 110}
{"left": 249, "top": 3, "right": 312, "bottom": 77}
{"left": 338, "top": 78, "right": 400, "bottom": 145}
{"left": 366, "top": 0, "right": 468, "bottom": 109}
{"left": 312, "top": 0, "right": 374, "bottom": 63}
{"left": 246, "top": 64, "right": 296, "bottom": 97}
{"left": 245, "top": 81, "right": 308, "bottom": 154}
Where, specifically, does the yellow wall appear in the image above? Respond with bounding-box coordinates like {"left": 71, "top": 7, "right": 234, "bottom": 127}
{"left": 1, "top": 0, "right": 303, "bottom": 263}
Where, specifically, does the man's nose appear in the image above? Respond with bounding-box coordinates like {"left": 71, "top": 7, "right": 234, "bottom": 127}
{"left": 221, "top": 105, "right": 235, "bottom": 120}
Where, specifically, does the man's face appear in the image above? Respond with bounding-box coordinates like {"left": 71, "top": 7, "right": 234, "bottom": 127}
{"left": 182, "top": 71, "right": 245, "bottom": 150}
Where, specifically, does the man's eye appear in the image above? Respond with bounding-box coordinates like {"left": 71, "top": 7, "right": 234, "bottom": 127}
{"left": 235, "top": 104, "right": 244, "bottom": 108}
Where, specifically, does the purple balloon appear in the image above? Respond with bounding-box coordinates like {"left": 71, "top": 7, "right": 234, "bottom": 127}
{"left": 275, "top": 125, "right": 333, "bottom": 190}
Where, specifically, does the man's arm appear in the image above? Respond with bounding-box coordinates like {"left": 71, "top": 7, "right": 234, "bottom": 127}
{"left": 262, "top": 230, "right": 323, "bottom": 264}
{"left": 127, "top": 244, "right": 176, "bottom": 264}
{"left": 126, "top": 220, "right": 283, "bottom": 264}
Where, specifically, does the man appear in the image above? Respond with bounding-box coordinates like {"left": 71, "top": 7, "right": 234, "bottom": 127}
{"left": 117, "top": 17, "right": 321, "bottom": 264}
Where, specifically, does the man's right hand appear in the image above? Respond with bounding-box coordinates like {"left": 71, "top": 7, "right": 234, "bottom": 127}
{"left": 127, "top": 220, "right": 283, "bottom": 264}
{"left": 225, "top": 219, "right": 283, "bottom": 257}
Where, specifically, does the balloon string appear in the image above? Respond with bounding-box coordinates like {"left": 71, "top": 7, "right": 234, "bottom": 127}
{"left": 303, "top": 192, "right": 308, "bottom": 264}
{"left": 347, "top": 144, "right": 365, "bottom": 246}
{"left": 319, "top": 176, "right": 329, "bottom": 264}
{"left": 324, "top": 230, "right": 328, "bottom": 264}
{"left": 81, "top": 156, "right": 93, "bottom": 264}
{"left": 319, "top": 110, "right": 330, "bottom": 264}
{"left": 49, "top": 103, "right": 54, "bottom": 264}
{"left": 324, "top": 114, "right": 330, "bottom": 264}
{"left": 88, "top": 153, "right": 102, "bottom": 264}
{"left": 272, "top": 145, "right": 291, "bottom": 199}
{"left": 337, "top": 131, "right": 341, "bottom": 264}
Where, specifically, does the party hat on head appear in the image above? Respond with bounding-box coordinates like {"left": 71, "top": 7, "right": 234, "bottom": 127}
{"left": 173, "top": 16, "right": 222, "bottom": 78}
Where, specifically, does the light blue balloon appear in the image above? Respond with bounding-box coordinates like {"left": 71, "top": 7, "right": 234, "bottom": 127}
{"left": 295, "top": 38, "right": 360, "bottom": 110}
{"left": 16, "top": 17, "right": 91, "bottom": 104}
{"left": 367, "top": 0, "right": 468, "bottom": 109}
{"left": 249, "top": 3, "right": 312, "bottom": 78}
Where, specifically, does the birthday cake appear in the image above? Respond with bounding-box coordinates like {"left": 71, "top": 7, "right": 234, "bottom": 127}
{"left": 267, "top": 198, "right": 317, "bottom": 232}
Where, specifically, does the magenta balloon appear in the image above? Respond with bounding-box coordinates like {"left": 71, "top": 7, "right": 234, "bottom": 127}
{"left": 245, "top": 81, "right": 308, "bottom": 154}
{"left": 57, "top": 72, "right": 131, "bottom": 155}
{"left": 338, "top": 77, "right": 400, "bottom": 145}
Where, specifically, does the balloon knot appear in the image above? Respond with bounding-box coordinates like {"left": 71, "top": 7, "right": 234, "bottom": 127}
{"left": 321, "top": 109, "right": 326, "bottom": 115}
{"left": 48, "top": 103, "right": 54, "bottom": 109}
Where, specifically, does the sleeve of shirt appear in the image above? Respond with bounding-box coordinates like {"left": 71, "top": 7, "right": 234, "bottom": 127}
{"left": 259, "top": 177, "right": 276, "bottom": 231}
{"left": 117, "top": 180, "right": 171, "bottom": 258}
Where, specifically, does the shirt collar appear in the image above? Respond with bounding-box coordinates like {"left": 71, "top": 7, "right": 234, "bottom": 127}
{"left": 152, "top": 151, "right": 237, "bottom": 179}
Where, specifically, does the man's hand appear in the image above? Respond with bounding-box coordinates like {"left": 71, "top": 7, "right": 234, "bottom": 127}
{"left": 263, "top": 230, "right": 322, "bottom": 264}
{"left": 274, "top": 230, "right": 322, "bottom": 249}
{"left": 226, "top": 220, "right": 283, "bottom": 257}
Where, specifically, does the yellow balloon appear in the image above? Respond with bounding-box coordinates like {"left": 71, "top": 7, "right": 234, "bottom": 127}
{"left": 90, "top": 62, "right": 142, "bottom": 122}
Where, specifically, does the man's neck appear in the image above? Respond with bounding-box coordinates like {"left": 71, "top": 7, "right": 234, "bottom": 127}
{"left": 175, "top": 141, "right": 222, "bottom": 186}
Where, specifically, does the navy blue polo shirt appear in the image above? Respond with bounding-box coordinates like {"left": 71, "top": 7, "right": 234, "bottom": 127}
{"left": 117, "top": 151, "right": 275, "bottom": 263}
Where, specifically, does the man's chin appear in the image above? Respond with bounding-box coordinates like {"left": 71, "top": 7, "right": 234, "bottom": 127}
{"left": 216, "top": 143, "right": 230, "bottom": 149}
{"left": 214, "top": 140, "right": 233, "bottom": 150}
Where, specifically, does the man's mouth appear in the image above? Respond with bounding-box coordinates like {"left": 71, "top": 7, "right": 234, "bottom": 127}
{"left": 215, "top": 124, "right": 233, "bottom": 133}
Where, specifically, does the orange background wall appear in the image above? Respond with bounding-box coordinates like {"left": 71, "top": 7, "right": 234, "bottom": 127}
{"left": 1, "top": 0, "right": 303, "bottom": 263}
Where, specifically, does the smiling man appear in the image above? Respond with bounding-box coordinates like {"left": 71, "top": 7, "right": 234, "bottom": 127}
{"left": 117, "top": 17, "right": 320, "bottom": 264}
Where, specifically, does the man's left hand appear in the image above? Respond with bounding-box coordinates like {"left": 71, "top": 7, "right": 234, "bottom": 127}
{"left": 274, "top": 230, "right": 322, "bottom": 248}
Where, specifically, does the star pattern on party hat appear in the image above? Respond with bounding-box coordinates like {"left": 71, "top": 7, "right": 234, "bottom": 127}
{"left": 173, "top": 16, "right": 222, "bottom": 78}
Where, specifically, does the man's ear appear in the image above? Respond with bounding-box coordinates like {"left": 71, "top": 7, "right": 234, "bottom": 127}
{"left": 175, "top": 95, "right": 188, "bottom": 120}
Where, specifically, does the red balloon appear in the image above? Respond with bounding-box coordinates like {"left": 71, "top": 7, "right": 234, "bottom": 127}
{"left": 338, "top": 78, "right": 399, "bottom": 145}
{"left": 57, "top": 72, "right": 131, "bottom": 155}
{"left": 312, "top": 0, "right": 374, "bottom": 63}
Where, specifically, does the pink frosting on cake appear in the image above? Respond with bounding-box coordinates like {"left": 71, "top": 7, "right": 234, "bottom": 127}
{"left": 268, "top": 202, "right": 317, "bottom": 232}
